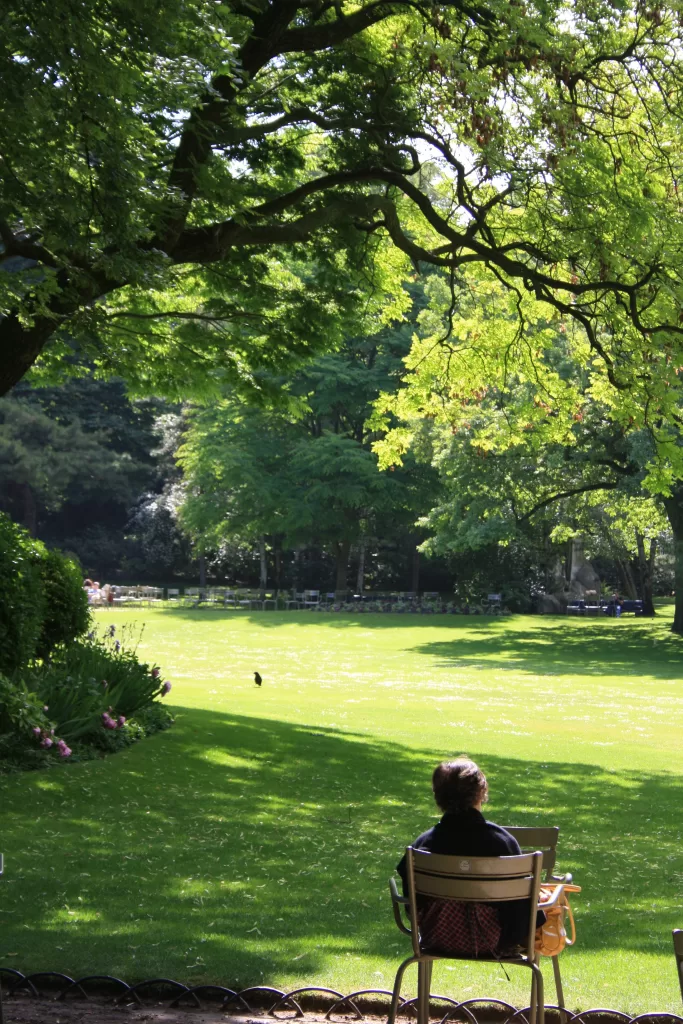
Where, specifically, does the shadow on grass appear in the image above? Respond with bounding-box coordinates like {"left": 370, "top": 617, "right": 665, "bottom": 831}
{"left": 412, "top": 621, "right": 683, "bottom": 678}
{"left": 150, "top": 607, "right": 512, "bottom": 630}
{"left": 144, "top": 607, "right": 681, "bottom": 678}
{"left": 2, "top": 708, "right": 682, "bottom": 987}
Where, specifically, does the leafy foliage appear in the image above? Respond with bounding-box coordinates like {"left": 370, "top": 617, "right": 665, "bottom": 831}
{"left": 177, "top": 303, "right": 440, "bottom": 587}
{"left": 32, "top": 625, "right": 172, "bottom": 739}
{"left": 0, "top": 626, "right": 174, "bottom": 771}
{"left": 0, "top": 513, "right": 46, "bottom": 674}
{"left": 36, "top": 548, "right": 90, "bottom": 660}
{"left": 5, "top": 0, "right": 683, "bottom": 421}
{"left": 373, "top": 270, "right": 676, "bottom": 611}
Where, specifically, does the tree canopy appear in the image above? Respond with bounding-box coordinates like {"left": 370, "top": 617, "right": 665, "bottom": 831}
{"left": 4, "top": 0, "right": 683, "bottom": 403}
{"left": 177, "top": 302, "right": 438, "bottom": 590}
{"left": 373, "top": 268, "right": 680, "bottom": 623}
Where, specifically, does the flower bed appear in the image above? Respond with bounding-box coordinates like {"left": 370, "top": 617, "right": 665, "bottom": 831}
{"left": 0, "top": 624, "right": 173, "bottom": 772}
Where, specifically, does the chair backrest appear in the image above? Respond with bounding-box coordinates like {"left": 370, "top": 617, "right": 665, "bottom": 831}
{"left": 503, "top": 826, "right": 560, "bottom": 881}
{"left": 405, "top": 847, "right": 542, "bottom": 959}
{"left": 673, "top": 930, "right": 683, "bottom": 1004}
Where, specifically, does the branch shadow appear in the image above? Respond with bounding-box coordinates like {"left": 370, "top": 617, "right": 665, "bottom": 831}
{"left": 411, "top": 620, "right": 683, "bottom": 678}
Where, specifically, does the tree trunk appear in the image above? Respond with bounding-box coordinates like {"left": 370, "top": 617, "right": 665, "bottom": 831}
{"left": 335, "top": 539, "right": 350, "bottom": 593}
{"left": 258, "top": 535, "right": 267, "bottom": 593}
{"left": 635, "top": 531, "right": 656, "bottom": 616}
{"left": 663, "top": 491, "right": 683, "bottom": 634}
{"left": 274, "top": 543, "right": 282, "bottom": 590}
{"left": 199, "top": 555, "right": 206, "bottom": 589}
{"left": 616, "top": 556, "right": 638, "bottom": 600}
{"left": 411, "top": 544, "right": 420, "bottom": 593}
{"left": 356, "top": 536, "right": 366, "bottom": 594}
{"left": 292, "top": 545, "right": 302, "bottom": 593}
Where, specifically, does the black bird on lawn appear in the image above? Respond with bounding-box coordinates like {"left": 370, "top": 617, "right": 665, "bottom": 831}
{"left": 254, "top": 671, "right": 262, "bottom": 687}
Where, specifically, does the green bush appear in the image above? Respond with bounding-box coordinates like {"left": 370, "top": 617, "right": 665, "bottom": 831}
{"left": 30, "top": 624, "right": 172, "bottom": 743}
{"left": 0, "top": 514, "right": 45, "bottom": 675}
{"left": 36, "top": 548, "right": 90, "bottom": 660}
{"left": 0, "top": 512, "right": 91, "bottom": 673}
{"left": 0, "top": 673, "right": 73, "bottom": 766}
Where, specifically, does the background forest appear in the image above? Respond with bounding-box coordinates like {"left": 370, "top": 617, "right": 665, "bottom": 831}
{"left": 0, "top": 272, "right": 674, "bottom": 609}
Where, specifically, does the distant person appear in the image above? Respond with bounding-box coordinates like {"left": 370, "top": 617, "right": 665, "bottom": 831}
{"left": 397, "top": 758, "right": 542, "bottom": 954}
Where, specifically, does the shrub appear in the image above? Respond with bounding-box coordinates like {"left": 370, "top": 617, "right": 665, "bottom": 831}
{"left": 0, "top": 512, "right": 91, "bottom": 673}
{"left": 0, "top": 514, "right": 45, "bottom": 675}
{"left": 0, "top": 673, "right": 73, "bottom": 767}
{"left": 30, "top": 625, "right": 172, "bottom": 743}
{"left": 36, "top": 548, "right": 90, "bottom": 660}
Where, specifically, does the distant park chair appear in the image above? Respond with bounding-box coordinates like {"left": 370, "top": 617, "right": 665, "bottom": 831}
{"left": 389, "top": 848, "right": 544, "bottom": 1024}
{"left": 674, "top": 929, "right": 683, "bottom": 1005}
{"left": 504, "top": 826, "right": 572, "bottom": 1014}
{"left": 303, "top": 589, "right": 321, "bottom": 608}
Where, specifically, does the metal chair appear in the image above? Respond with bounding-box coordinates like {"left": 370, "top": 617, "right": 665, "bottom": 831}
{"left": 389, "top": 848, "right": 544, "bottom": 1024}
{"left": 303, "top": 589, "right": 321, "bottom": 608}
{"left": 504, "top": 826, "right": 572, "bottom": 1014}
{"left": 674, "top": 929, "right": 683, "bottom": 1005}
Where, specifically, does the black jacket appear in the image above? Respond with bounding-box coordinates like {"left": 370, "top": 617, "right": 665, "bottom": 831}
{"left": 396, "top": 807, "right": 535, "bottom": 948}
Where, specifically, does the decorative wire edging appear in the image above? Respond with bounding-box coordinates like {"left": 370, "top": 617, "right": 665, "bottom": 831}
{"left": 1, "top": 970, "right": 683, "bottom": 1024}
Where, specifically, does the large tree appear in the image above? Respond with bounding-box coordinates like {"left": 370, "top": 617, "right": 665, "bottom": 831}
{"left": 374, "top": 270, "right": 678, "bottom": 625}
{"left": 3, "top": 0, "right": 683, "bottom": 400}
{"left": 177, "top": 306, "right": 438, "bottom": 590}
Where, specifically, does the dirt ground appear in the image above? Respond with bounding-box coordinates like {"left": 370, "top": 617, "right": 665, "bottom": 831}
{"left": 2, "top": 999, "right": 367, "bottom": 1024}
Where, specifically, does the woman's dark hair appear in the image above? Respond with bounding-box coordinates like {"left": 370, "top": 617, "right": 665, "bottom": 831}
{"left": 432, "top": 757, "right": 488, "bottom": 813}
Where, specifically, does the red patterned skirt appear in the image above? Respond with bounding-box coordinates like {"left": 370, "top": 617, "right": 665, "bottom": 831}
{"left": 419, "top": 899, "right": 502, "bottom": 956}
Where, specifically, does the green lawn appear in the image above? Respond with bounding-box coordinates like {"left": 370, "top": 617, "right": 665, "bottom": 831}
{"left": 2, "top": 608, "right": 683, "bottom": 1013}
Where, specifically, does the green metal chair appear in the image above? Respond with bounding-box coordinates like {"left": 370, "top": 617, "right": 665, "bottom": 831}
{"left": 674, "top": 929, "right": 683, "bottom": 1006}
{"left": 389, "top": 848, "right": 544, "bottom": 1024}
{"left": 503, "top": 826, "right": 573, "bottom": 1016}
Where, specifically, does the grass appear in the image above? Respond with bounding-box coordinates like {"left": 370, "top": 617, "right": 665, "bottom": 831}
{"left": 2, "top": 607, "right": 683, "bottom": 1013}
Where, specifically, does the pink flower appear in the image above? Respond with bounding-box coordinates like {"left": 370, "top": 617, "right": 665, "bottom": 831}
{"left": 161, "top": 681, "right": 172, "bottom": 695}
{"left": 117, "top": 716, "right": 126, "bottom": 728}
{"left": 32, "top": 726, "right": 41, "bottom": 736}
{"left": 56, "top": 739, "right": 72, "bottom": 758}
{"left": 101, "top": 712, "right": 117, "bottom": 730}
{"left": 151, "top": 667, "right": 160, "bottom": 679}
{"left": 41, "top": 737, "right": 53, "bottom": 749}
{"left": 43, "top": 705, "right": 49, "bottom": 712}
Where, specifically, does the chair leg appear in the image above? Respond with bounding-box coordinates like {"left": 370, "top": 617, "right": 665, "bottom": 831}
{"left": 552, "top": 955, "right": 566, "bottom": 1024}
{"left": 529, "top": 959, "right": 544, "bottom": 1024}
{"left": 388, "top": 956, "right": 417, "bottom": 1024}
{"left": 417, "top": 960, "right": 433, "bottom": 1024}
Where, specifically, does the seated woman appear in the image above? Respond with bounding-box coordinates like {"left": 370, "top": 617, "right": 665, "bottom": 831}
{"left": 397, "top": 758, "right": 539, "bottom": 956}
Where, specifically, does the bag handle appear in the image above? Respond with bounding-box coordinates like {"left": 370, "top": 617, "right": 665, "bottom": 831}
{"left": 563, "top": 893, "right": 577, "bottom": 947}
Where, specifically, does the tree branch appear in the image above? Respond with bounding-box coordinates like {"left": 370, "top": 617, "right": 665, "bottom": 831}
{"left": 517, "top": 481, "right": 621, "bottom": 522}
